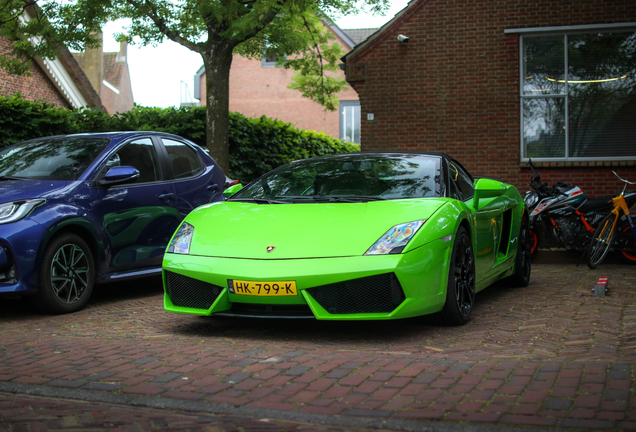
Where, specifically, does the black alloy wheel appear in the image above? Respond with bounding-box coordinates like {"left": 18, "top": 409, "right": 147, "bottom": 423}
{"left": 433, "top": 226, "right": 475, "bottom": 326}
{"left": 32, "top": 233, "right": 95, "bottom": 314}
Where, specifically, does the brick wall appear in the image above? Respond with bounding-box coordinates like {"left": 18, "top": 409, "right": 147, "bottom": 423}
{"left": 0, "top": 36, "right": 71, "bottom": 108}
{"left": 199, "top": 27, "right": 359, "bottom": 139}
{"left": 346, "top": 0, "right": 636, "bottom": 197}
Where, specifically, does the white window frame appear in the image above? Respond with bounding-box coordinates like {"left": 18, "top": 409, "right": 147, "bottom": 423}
{"left": 506, "top": 23, "right": 636, "bottom": 162}
{"left": 340, "top": 100, "right": 361, "bottom": 144}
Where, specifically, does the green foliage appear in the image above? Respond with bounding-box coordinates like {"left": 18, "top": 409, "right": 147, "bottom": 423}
{"left": 0, "top": 94, "right": 357, "bottom": 182}
{"left": 229, "top": 112, "right": 358, "bottom": 182}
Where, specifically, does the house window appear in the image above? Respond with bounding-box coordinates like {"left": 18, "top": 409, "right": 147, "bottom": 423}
{"left": 262, "top": 53, "right": 285, "bottom": 67}
{"left": 520, "top": 29, "right": 636, "bottom": 161}
{"left": 340, "top": 101, "right": 361, "bottom": 144}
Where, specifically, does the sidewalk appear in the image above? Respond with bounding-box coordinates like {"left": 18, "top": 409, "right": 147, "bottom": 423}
{"left": 1, "top": 261, "right": 635, "bottom": 431}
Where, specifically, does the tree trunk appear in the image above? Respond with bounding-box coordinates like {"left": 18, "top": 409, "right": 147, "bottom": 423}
{"left": 202, "top": 44, "right": 234, "bottom": 175}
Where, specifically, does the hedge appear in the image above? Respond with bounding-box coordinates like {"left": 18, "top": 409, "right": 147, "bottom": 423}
{"left": 0, "top": 94, "right": 358, "bottom": 182}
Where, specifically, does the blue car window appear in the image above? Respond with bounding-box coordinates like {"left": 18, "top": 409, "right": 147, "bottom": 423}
{"left": 162, "top": 139, "right": 203, "bottom": 179}
{"left": 0, "top": 137, "right": 110, "bottom": 180}
{"left": 107, "top": 138, "right": 160, "bottom": 184}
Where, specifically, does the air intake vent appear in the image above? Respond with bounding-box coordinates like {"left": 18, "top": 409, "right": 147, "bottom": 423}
{"left": 306, "top": 273, "right": 405, "bottom": 314}
{"left": 166, "top": 271, "right": 222, "bottom": 309}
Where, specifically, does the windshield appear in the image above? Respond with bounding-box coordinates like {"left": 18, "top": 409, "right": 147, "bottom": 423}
{"left": 0, "top": 137, "right": 111, "bottom": 181}
{"left": 232, "top": 153, "right": 442, "bottom": 203}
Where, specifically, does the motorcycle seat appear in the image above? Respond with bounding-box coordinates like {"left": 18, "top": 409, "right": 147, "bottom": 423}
{"left": 578, "top": 195, "right": 613, "bottom": 213}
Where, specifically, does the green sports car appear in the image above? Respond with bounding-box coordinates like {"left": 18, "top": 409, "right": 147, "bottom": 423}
{"left": 163, "top": 152, "right": 531, "bottom": 325}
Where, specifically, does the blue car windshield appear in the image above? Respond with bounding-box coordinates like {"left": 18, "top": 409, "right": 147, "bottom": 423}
{"left": 233, "top": 154, "right": 442, "bottom": 202}
{"left": 0, "top": 137, "right": 111, "bottom": 181}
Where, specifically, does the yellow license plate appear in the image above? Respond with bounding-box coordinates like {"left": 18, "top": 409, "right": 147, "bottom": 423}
{"left": 229, "top": 280, "right": 297, "bottom": 296}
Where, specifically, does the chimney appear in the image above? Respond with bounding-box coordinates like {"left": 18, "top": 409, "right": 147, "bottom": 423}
{"left": 84, "top": 32, "right": 103, "bottom": 97}
{"left": 117, "top": 40, "right": 127, "bottom": 62}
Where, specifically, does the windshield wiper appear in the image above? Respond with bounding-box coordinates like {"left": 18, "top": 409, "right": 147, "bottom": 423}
{"left": 275, "top": 195, "right": 386, "bottom": 203}
{"left": 0, "top": 175, "right": 23, "bottom": 181}
{"left": 230, "top": 197, "right": 289, "bottom": 204}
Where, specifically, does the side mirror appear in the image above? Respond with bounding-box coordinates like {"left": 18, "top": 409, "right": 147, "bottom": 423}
{"left": 97, "top": 166, "right": 140, "bottom": 187}
{"left": 474, "top": 178, "right": 506, "bottom": 209}
{"left": 223, "top": 183, "right": 243, "bottom": 198}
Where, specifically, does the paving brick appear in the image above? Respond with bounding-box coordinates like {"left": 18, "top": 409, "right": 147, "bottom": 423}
{"left": 1, "top": 263, "right": 634, "bottom": 431}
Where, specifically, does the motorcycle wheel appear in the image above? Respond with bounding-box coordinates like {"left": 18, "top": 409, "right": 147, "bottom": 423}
{"left": 529, "top": 229, "right": 538, "bottom": 255}
{"left": 507, "top": 217, "right": 531, "bottom": 287}
{"left": 587, "top": 213, "right": 618, "bottom": 269}
{"left": 618, "top": 226, "right": 636, "bottom": 265}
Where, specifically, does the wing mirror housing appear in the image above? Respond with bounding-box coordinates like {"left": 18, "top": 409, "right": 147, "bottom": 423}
{"left": 97, "top": 166, "right": 140, "bottom": 187}
{"left": 223, "top": 183, "right": 243, "bottom": 198}
{"left": 473, "top": 178, "right": 506, "bottom": 210}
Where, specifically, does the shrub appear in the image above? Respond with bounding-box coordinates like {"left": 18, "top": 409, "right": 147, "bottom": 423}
{"left": 0, "top": 94, "right": 358, "bottom": 181}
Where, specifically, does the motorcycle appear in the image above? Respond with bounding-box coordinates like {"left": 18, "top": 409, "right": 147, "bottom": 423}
{"left": 523, "top": 160, "right": 622, "bottom": 259}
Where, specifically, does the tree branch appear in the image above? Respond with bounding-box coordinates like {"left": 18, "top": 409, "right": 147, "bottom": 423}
{"left": 233, "top": 0, "right": 287, "bottom": 45}
{"left": 124, "top": 0, "right": 204, "bottom": 53}
{"left": 301, "top": 15, "right": 327, "bottom": 97}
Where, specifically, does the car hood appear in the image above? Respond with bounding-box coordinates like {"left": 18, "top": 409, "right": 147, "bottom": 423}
{"left": 185, "top": 199, "right": 449, "bottom": 259}
{"left": 0, "top": 179, "right": 68, "bottom": 202}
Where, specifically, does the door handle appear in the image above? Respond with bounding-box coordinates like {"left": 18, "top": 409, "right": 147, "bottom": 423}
{"left": 207, "top": 184, "right": 219, "bottom": 192}
{"left": 158, "top": 193, "right": 175, "bottom": 201}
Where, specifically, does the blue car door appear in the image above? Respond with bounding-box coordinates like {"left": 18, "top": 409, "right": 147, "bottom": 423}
{"left": 156, "top": 137, "right": 225, "bottom": 217}
{"left": 94, "top": 137, "right": 180, "bottom": 273}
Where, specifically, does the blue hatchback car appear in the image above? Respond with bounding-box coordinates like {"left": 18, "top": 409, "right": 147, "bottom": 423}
{"left": 0, "top": 132, "right": 230, "bottom": 313}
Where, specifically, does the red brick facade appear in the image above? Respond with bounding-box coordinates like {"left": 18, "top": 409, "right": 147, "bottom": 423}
{"left": 344, "top": 0, "right": 636, "bottom": 197}
{"left": 0, "top": 36, "right": 71, "bottom": 108}
{"left": 199, "top": 28, "right": 359, "bottom": 139}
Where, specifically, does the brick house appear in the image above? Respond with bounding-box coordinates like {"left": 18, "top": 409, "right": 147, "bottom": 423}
{"left": 0, "top": 34, "right": 103, "bottom": 110}
{"left": 342, "top": 0, "right": 636, "bottom": 197}
{"left": 73, "top": 37, "right": 134, "bottom": 114}
{"left": 1, "top": 21, "right": 133, "bottom": 114}
{"left": 193, "top": 23, "right": 376, "bottom": 143}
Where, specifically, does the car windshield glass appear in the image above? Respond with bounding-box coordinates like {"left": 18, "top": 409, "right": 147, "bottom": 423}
{"left": 232, "top": 153, "right": 442, "bottom": 202}
{"left": 0, "top": 137, "right": 111, "bottom": 181}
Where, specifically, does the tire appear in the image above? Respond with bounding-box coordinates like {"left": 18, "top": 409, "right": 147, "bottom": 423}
{"left": 32, "top": 233, "right": 95, "bottom": 314}
{"left": 587, "top": 213, "right": 618, "bottom": 269}
{"left": 529, "top": 229, "right": 538, "bottom": 255}
{"left": 433, "top": 226, "right": 475, "bottom": 326}
{"left": 618, "top": 225, "right": 636, "bottom": 265}
{"left": 508, "top": 216, "right": 532, "bottom": 287}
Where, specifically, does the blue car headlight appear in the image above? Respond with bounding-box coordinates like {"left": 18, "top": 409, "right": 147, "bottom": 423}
{"left": 0, "top": 199, "right": 46, "bottom": 225}
{"left": 365, "top": 220, "right": 426, "bottom": 255}
{"left": 167, "top": 222, "right": 194, "bottom": 254}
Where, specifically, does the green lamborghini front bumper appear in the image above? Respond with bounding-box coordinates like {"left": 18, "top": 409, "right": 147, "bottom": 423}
{"left": 163, "top": 236, "right": 453, "bottom": 320}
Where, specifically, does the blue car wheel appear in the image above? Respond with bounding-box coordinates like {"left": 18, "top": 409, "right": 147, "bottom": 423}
{"left": 32, "top": 233, "right": 95, "bottom": 314}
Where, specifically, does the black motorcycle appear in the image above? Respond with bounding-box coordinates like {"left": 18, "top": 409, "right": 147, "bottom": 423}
{"left": 523, "top": 160, "right": 624, "bottom": 259}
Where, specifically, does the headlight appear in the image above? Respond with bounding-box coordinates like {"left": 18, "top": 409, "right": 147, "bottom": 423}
{"left": 0, "top": 199, "right": 46, "bottom": 225}
{"left": 167, "top": 222, "right": 194, "bottom": 254}
{"left": 365, "top": 220, "right": 426, "bottom": 255}
{"left": 524, "top": 191, "right": 539, "bottom": 208}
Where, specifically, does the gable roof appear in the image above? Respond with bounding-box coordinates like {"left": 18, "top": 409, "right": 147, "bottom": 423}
{"left": 343, "top": 0, "right": 422, "bottom": 64}
{"left": 14, "top": 7, "right": 104, "bottom": 110}
{"left": 192, "top": 20, "right": 376, "bottom": 101}
{"left": 73, "top": 51, "right": 125, "bottom": 90}
{"left": 342, "top": 28, "right": 379, "bottom": 45}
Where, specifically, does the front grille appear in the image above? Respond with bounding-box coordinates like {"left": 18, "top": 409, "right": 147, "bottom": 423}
{"left": 220, "top": 303, "right": 314, "bottom": 318}
{"left": 166, "top": 271, "right": 223, "bottom": 309}
{"left": 306, "top": 273, "right": 405, "bottom": 314}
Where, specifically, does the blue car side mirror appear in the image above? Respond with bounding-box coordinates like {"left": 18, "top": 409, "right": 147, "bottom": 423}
{"left": 98, "top": 166, "right": 140, "bottom": 187}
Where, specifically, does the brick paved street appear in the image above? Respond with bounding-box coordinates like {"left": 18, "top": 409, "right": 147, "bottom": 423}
{"left": 1, "top": 259, "right": 635, "bottom": 431}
